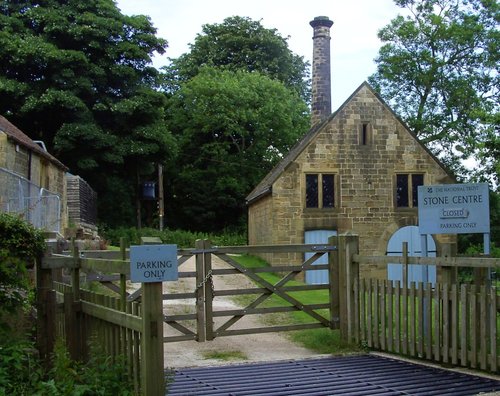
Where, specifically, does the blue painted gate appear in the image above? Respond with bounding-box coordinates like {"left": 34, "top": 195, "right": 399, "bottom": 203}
{"left": 387, "top": 225, "right": 437, "bottom": 285}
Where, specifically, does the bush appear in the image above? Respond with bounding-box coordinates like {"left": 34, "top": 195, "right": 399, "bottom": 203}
{"left": 37, "top": 339, "right": 133, "bottom": 396}
{"left": 0, "top": 212, "right": 46, "bottom": 260}
{"left": 0, "top": 337, "right": 43, "bottom": 395}
{"left": 0, "top": 213, "right": 45, "bottom": 328}
{"left": 464, "top": 242, "right": 500, "bottom": 258}
{"left": 0, "top": 336, "right": 133, "bottom": 395}
{"left": 101, "top": 227, "right": 246, "bottom": 248}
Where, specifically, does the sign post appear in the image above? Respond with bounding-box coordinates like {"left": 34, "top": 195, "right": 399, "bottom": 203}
{"left": 130, "top": 240, "right": 178, "bottom": 395}
{"left": 417, "top": 182, "right": 491, "bottom": 337}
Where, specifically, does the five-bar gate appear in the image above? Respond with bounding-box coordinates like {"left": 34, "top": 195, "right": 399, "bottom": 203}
{"left": 163, "top": 239, "right": 339, "bottom": 343}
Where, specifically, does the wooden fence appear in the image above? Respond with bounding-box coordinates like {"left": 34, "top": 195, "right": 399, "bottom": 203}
{"left": 339, "top": 235, "right": 500, "bottom": 373}
{"left": 37, "top": 238, "right": 163, "bottom": 396}
{"left": 36, "top": 234, "right": 500, "bottom": 396}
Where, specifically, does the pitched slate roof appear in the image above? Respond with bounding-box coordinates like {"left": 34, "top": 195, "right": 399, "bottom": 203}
{"left": 245, "top": 81, "right": 454, "bottom": 204}
{"left": 0, "top": 115, "right": 68, "bottom": 170}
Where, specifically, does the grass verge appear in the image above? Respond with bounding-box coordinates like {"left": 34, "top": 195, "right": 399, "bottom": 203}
{"left": 202, "top": 350, "right": 248, "bottom": 361}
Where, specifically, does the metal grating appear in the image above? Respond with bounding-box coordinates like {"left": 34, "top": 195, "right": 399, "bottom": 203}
{"left": 166, "top": 354, "right": 500, "bottom": 396}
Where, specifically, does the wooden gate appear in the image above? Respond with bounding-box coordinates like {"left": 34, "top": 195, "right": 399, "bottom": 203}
{"left": 163, "top": 238, "right": 340, "bottom": 342}
{"left": 36, "top": 235, "right": 349, "bottom": 395}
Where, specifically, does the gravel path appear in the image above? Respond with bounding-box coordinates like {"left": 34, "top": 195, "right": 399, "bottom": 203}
{"left": 162, "top": 255, "right": 326, "bottom": 369}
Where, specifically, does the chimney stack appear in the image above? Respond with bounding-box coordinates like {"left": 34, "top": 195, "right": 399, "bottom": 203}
{"left": 310, "top": 16, "right": 333, "bottom": 127}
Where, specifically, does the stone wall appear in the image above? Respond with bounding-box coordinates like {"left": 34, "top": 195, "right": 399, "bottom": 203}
{"left": 248, "top": 85, "right": 455, "bottom": 278}
{"left": 0, "top": 131, "right": 30, "bottom": 177}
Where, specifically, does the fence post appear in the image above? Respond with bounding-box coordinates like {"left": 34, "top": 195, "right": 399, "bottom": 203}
{"left": 440, "top": 243, "right": 457, "bottom": 285}
{"left": 337, "top": 234, "right": 359, "bottom": 343}
{"left": 204, "top": 240, "right": 214, "bottom": 341}
{"left": 64, "top": 243, "right": 81, "bottom": 360}
{"left": 440, "top": 242, "right": 457, "bottom": 362}
{"left": 36, "top": 249, "right": 56, "bottom": 367}
{"left": 140, "top": 237, "right": 165, "bottom": 396}
{"left": 120, "top": 238, "right": 128, "bottom": 311}
{"left": 328, "top": 235, "right": 339, "bottom": 330}
{"left": 195, "top": 239, "right": 206, "bottom": 342}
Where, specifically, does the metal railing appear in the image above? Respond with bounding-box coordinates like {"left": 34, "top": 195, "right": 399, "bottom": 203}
{"left": 0, "top": 167, "right": 61, "bottom": 233}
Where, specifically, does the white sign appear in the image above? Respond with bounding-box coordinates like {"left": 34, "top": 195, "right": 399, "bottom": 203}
{"left": 130, "top": 244, "right": 178, "bottom": 283}
{"left": 418, "top": 183, "right": 490, "bottom": 235}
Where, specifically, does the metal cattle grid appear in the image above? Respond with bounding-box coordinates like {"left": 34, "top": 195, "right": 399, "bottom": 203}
{"left": 166, "top": 354, "right": 500, "bottom": 396}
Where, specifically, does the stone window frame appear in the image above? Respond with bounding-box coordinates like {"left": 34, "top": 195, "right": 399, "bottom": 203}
{"left": 394, "top": 173, "right": 425, "bottom": 208}
{"left": 304, "top": 172, "right": 339, "bottom": 210}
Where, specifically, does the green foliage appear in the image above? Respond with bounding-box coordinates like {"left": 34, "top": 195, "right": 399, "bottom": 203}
{"left": 101, "top": 227, "right": 247, "bottom": 248}
{"left": 0, "top": 337, "right": 43, "bottom": 396}
{"left": 290, "top": 328, "right": 357, "bottom": 355}
{"left": 458, "top": 190, "right": 500, "bottom": 253}
{"left": 0, "top": 0, "right": 175, "bottom": 227}
{"left": 463, "top": 243, "right": 500, "bottom": 258}
{"left": 162, "top": 15, "right": 310, "bottom": 232}
{"left": 37, "top": 339, "right": 132, "bottom": 396}
{"left": 164, "top": 16, "right": 310, "bottom": 101}
{"left": 0, "top": 212, "right": 45, "bottom": 260}
{"left": 201, "top": 350, "right": 248, "bottom": 361}
{"left": 166, "top": 67, "right": 309, "bottom": 231}
{"left": 369, "top": 0, "right": 499, "bottom": 185}
{"left": 0, "top": 213, "right": 45, "bottom": 322}
{"left": 0, "top": 337, "right": 133, "bottom": 395}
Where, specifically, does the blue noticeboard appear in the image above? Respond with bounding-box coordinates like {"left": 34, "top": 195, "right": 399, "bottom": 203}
{"left": 130, "top": 244, "right": 178, "bottom": 283}
{"left": 418, "top": 183, "right": 490, "bottom": 235}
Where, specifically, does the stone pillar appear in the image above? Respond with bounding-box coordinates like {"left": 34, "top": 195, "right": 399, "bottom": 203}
{"left": 310, "top": 16, "right": 333, "bottom": 127}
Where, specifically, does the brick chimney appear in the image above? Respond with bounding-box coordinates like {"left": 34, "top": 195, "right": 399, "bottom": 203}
{"left": 310, "top": 16, "right": 333, "bottom": 127}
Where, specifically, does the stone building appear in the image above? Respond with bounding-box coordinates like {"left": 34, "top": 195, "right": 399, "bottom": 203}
{"left": 0, "top": 115, "right": 98, "bottom": 238}
{"left": 0, "top": 115, "right": 68, "bottom": 233}
{"left": 246, "top": 16, "right": 456, "bottom": 282}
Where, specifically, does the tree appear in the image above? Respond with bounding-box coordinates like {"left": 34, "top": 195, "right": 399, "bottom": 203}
{"left": 0, "top": 0, "right": 175, "bottom": 226}
{"left": 166, "top": 67, "right": 309, "bottom": 231}
{"left": 164, "top": 16, "right": 310, "bottom": 101}
{"left": 369, "top": 0, "right": 499, "bottom": 187}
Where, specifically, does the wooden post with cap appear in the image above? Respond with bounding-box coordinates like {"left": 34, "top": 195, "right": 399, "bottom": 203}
{"left": 140, "top": 236, "right": 164, "bottom": 395}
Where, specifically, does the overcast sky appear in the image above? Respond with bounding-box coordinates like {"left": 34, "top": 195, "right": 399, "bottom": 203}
{"left": 115, "top": 0, "right": 405, "bottom": 110}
